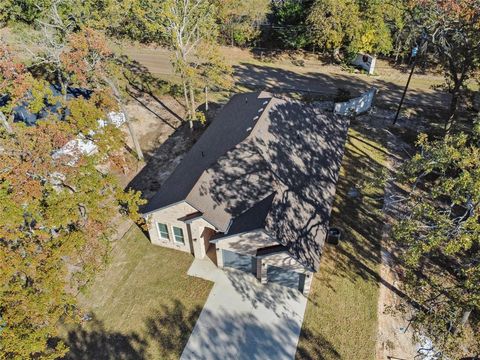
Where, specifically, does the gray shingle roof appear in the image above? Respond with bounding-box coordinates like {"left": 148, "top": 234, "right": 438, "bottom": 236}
{"left": 143, "top": 92, "right": 350, "bottom": 271}
{"left": 142, "top": 92, "right": 273, "bottom": 213}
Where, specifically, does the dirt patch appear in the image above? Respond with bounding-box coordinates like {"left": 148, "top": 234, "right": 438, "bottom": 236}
{"left": 358, "top": 108, "right": 420, "bottom": 359}
{"left": 121, "top": 89, "right": 225, "bottom": 201}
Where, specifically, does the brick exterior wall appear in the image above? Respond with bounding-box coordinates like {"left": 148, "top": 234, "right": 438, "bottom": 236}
{"left": 146, "top": 202, "right": 197, "bottom": 254}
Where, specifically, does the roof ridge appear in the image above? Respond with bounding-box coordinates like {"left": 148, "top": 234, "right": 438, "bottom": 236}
{"left": 183, "top": 92, "right": 276, "bottom": 229}
{"left": 245, "top": 95, "right": 277, "bottom": 140}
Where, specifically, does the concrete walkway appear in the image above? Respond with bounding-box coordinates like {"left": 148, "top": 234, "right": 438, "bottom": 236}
{"left": 181, "top": 258, "right": 308, "bottom": 360}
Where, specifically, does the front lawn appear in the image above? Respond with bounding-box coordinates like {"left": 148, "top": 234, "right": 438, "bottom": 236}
{"left": 296, "top": 124, "right": 388, "bottom": 359}
{"left": 64, "top": 225, "right": 213, "bottom": 360}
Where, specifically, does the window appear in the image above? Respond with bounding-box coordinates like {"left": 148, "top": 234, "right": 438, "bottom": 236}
{"left": 157, "top": 223, "right": 170, "bottom": 240}
{"left": 172, "top": 226, "right": 185, "bottom": 244}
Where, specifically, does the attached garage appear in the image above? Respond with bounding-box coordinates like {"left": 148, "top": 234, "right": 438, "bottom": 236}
{"left": 222, "top": 249, "right": 255, "bottom": 274}
{"left": 267, "top": 265, "right": 306, "bottom": 292}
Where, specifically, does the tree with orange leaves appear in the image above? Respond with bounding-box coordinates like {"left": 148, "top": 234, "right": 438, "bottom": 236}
{"left": 0, "top": 45, "right": 34, "bottom": 133}
{"left": 61, "top": 28, "right": 144, "bottom": 161}
{"left": 0, "top": 46, "right": 145, "bottom": 358}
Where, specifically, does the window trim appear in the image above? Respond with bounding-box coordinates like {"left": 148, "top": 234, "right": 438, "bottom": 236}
{"left": 156, "top": 222, "right": 170, "bottom": 241}
{"left": 172, "top": 226, "right": 185, "bottom": 245}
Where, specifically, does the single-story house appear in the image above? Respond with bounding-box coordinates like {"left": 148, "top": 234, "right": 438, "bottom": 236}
{"left": 141, "top": 92, "right": 349, "bottom": 295}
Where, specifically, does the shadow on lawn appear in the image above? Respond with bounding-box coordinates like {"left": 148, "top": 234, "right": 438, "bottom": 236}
{"left": 63, "top": 316, "right": 147, "bottom": 360}
{"left": 316, "top": 119, "right": 422, "bottom": 309}
{"left": 318, "top": 121, "right": 386, "bottom": 288}
{"left": 296, "top": 328, "right": 341, "bottom": 360}
{"left": 143, "top": 300, "right": 202, "bottom": 358}
{"left": 63, "top": 301, "right": 200, "bottom": 359}
{"left": 65, "top": 299, "right": 333, "bottom": 360}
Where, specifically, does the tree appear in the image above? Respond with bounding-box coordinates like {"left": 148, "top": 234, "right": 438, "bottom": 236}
{"left": 195, "top": 41, "right": 233, "bottom": 114}
{"left": 0, "top": 0, "right": 51, "bottom": 25}
{"left": 355, "top": 0, "right": 404, "bottom": 56}
{"left": 271, "top": 0, "right": 313, "bottom": 50}
{"left": 0, "top": 45, "right": 29, "bottom": 133}
{"left": 29, "top": 0, "right": 80, "bottom": 98}
{"left": 0, "top": 43, "right": 145, "bottom": 359}
{"left": 216, "top": 0, "right": 270, "bottom": 46}
{"left": 162, "top": 0, "right": 230, "bottom": 125}
{"left": 308, "top": 0, "right": 404, "bottom": 59}
{"left": 0, "top": 45, "right": 53, "bottom": 134}
{"left": 94, "top": 0, "right": 167, "bottom": 44}
{"left": 308, "top": 0, "right": 361, "bottom": 60}
{"left": 61, "top": 28, "right": 145, "bottom": 161}
{"left": 394, "top": 127, "right": 480, "bottom": 357}
{"left": 408, "top": 0, "right": 480, "bottom": 133}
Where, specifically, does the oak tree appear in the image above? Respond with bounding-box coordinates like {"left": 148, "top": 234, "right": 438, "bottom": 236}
{"left": 394, "top": 127, "right": 480, "bottom": 357}
{"left": 0, "top": 43, "right": 145, "bottom": 359}
{"left": 61, "top": 28, "right": 145, "bottom": 161}
{"left": 408, "top": 0, "right": 480, "bottom": 132}
{"left": 216, "top": 0, "right": 270, "bottom": 46}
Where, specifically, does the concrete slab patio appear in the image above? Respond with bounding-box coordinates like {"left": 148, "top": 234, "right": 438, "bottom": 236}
{"left": 181, "top": 258, "right": 308, "bottom": 360}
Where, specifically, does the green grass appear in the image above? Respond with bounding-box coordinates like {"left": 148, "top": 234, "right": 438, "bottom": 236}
{"left": 64, "top": 226, "right": 213, "bottom": 360}
{"left": 296, "top": 124, "right": 388, "bottom": 360}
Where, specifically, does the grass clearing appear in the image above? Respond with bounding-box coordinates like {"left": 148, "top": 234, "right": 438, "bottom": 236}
{"left": 64, "top": 226, "right": 213, "bottom": 360}
{"left": 297, "top": 123, "right": 388, "bottom": 359}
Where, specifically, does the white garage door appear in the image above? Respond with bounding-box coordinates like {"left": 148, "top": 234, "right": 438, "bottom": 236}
{"left": 267, "top": 265, "right": 305, "bottom": 291}
{"left": 222, "top": 250, "right": 255, "bottom": 274}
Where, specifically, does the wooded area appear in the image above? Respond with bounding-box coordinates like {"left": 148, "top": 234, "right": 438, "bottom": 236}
{"left": 0, "top": 0, "right": 479, "bottom": 359}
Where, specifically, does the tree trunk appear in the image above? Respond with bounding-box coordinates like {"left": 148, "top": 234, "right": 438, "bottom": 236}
{"left": 57, "top": 71, "right": 68, "bottom": 101}
{"left": 394, "top": 38, "right": 402, "bottom": 64}
{"left": 106, "top": 77, "right": 144, "bottom": 161}
{"left": 189, "top": 83, "right": 196, "bottom": 121}
{"left": 452, "top": 308, "right": 472, "bottom": 335}
{"left": 182, "top": 75, "right": 191, "bottom": 120}
{"left": 459, "top": 308, "right": 472, "bottom": 328}
{"left": 0, "top": 111, "right": 13, "bottom": 134}
{"left": 122, "top": 103, "right": 144, "bottom": 162}
{"left": 445, "top": 83, "right": 461, "bottom": 134}
{"left": 332, "top": 48, "right": 342, "bottom": 64}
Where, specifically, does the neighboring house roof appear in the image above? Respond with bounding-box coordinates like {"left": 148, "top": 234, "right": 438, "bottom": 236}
{"left": 143, "top": 92, "right": 350, "bottom": 271}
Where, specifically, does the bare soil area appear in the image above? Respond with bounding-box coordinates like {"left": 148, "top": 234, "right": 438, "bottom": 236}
{"left": 120, "top": 88, "right": 224, "bottom": 201}
{"left": 120, "top": 43, "right": 451, "bottom": 117}
{"left": 364, "top": 109, "right": 420, "bottom": 359}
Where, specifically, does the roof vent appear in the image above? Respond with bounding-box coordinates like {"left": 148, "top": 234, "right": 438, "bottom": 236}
{"left": 201, "top": 151, "right": 205, "bottom": 157}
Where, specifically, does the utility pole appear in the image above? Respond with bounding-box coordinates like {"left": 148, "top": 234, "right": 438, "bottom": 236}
{"left": 392, "top": 46, "right": 419, "bottom": 125}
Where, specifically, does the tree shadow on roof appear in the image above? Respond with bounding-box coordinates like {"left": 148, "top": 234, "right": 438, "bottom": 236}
{"left": 194, "top": 99, "right": 349, "bottom": 270}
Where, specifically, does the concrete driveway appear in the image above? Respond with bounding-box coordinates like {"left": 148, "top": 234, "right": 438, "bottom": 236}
{"left": 181, "top": 258, "right": 307, "bottom": 360}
